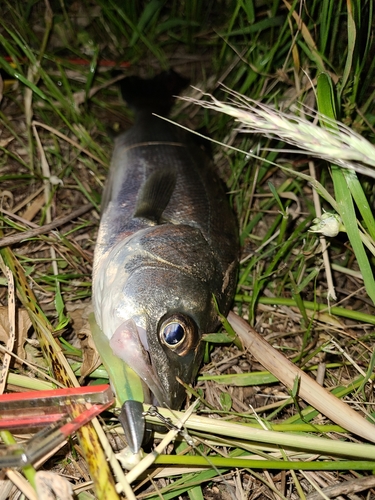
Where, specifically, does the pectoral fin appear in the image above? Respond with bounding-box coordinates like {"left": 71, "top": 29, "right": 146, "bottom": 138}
{"left": 134, "top": 169, "right": 176, "bottom": 223}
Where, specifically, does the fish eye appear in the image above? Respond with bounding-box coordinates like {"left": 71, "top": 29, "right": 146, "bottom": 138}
{"left": 163, "top": 322, "right": 185, "bottom": 345}
{"left": 159, "top": 313, "right": 199, "bottom": 356}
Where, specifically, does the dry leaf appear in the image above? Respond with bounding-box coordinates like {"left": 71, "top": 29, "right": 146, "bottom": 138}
{"left": 66, "top": 302, "right": 101, "bottom": 380}
{"left": 22, "top": 194, "right": 46, "bottom": 222}
{"left": 66, "top": 301, "right": 91, "bottom": 335}
{"left": 79, "top": 318, "right": 102, "bottom": 380}
{"left": 35, "top": 471, "right": 73, "bottom": 500}
{"left": 0, "top": 136, "right": 14, "bottom": 147}
{"left": 0, "top": 306, "right": 32, "bottom": 364}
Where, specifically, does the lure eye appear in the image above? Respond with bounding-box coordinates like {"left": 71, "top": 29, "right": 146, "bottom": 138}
{"left": 159, "top": 313, "right": 199, "bottom": 356}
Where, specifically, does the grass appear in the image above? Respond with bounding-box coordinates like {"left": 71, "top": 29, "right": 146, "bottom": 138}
{"left": 1, "top": 0, "right": 375, "bottom": 499}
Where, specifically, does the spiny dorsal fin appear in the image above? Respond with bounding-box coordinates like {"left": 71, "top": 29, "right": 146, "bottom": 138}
{"left": 134, "top": 169, "right": 176, "bottom": 223}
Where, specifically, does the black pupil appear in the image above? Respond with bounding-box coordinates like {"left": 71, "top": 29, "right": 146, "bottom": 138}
{"left": 163, "top": 322, "right": 185, "bottom": 345}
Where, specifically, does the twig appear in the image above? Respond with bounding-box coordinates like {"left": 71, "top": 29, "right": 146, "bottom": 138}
{"left": 0, "top": 204, "right": 94, "bottom": 248}
{"left": 5, "top": 470, "right": 37, "bottom": 500}
{"left": 124, "top": 400, "right": 199, "bottom": 486}
{"left": 0, "top": 263, "right": 15, "bottom": 393}
{"left": 227, "top": 311, "right": 375, "bottom": 444}
{"left": 306, "top": 475, "right": 375, "bottom": 500}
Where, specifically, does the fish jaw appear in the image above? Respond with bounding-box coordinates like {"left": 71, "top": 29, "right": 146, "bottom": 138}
{"left": 109, "top": 318, "right": 166, "bottom": 406}
{"left": 108, "top": 316, "right": 202, "bottom": 409}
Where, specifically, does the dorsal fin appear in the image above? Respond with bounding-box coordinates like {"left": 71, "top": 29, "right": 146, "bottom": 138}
{"left": 134, "top": 169, "right": 176, "bottom": 223}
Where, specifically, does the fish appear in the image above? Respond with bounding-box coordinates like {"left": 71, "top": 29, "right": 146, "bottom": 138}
{"left": 92, "top": 70, "right": 239, "bottom": 414}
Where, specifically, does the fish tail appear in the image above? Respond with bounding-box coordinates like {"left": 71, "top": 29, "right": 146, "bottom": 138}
{"left": 119, "top": 69, "right": 190, "bottom": 115}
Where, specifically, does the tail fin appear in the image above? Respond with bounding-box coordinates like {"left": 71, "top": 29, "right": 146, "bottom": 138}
{"left": 119, "top": 70, "right": 189, "bottom": 115}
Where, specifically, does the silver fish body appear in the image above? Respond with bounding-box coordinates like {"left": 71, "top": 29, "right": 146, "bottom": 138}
{"left": 92, "top": 72, "right": 238, "bottom": 409}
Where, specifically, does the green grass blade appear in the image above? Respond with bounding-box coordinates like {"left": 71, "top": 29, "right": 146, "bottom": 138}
{"left": 340, "top": 0, "right": 356, "bottom": 96}
{"left": 154, "top": 455, "right": 375, "bottom": 471}
{"left": 317, "top": 72, "right": 375, "bottom": 304}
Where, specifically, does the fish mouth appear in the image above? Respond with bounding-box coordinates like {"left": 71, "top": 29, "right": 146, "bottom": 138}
{"left": 109, "top": 318, "right": 168, "bottom": 407}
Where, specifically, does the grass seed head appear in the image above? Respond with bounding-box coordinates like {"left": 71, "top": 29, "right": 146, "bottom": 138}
{"left": 182, "top": 90, "right": 375, "bottom": 178}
